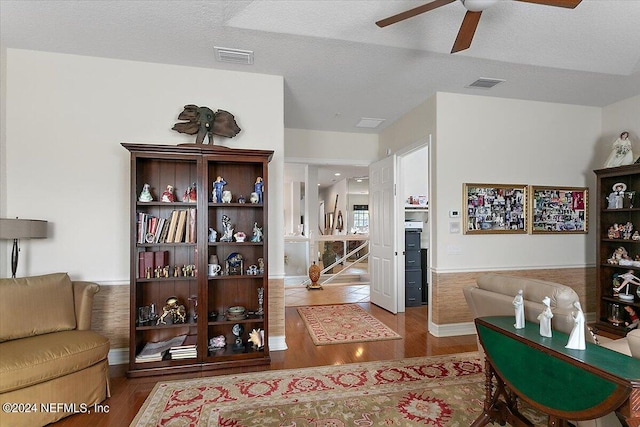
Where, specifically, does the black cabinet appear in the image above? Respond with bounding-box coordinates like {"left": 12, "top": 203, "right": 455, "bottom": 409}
{"left": 405, "top": 230, "right": 422, "bottom": 307}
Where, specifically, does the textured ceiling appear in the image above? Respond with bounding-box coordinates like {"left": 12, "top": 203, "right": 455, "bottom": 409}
{"left": 1, "top": 0, "right": 640, "bottom": 135}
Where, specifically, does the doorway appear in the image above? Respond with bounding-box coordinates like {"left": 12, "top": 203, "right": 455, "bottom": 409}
{"left": 283, "top": 163, "right": 370, "bottom": 306}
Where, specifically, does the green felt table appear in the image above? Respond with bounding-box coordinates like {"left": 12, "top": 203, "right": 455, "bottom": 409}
{"left": 473, "top": 316, "right": 640, "bottom": 426}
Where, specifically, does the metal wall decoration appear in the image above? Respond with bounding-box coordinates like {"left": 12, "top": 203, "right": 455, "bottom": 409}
{"left": 463, "top": 183, "right": 527, "bottom": 234}
{"left": 529, "top": 186, "right": 588, "bottom": 234}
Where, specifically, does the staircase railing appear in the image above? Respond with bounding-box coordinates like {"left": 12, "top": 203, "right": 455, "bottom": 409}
{"left": 300, "top": 239, "right": 369, "bottom": 287}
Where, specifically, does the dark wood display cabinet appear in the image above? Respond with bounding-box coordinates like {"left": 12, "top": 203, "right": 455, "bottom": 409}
{"left": 594, "top": 163, "right": 640, "bottom": 337}
{"left": 123, "top": 143, "right": 273, "bottom": 377}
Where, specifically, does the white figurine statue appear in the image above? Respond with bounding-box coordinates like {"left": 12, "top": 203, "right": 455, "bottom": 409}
{"left": 604, "top": 131, "right": 634, "bottom": 168}
{"left": 566, "top": 301, "right": 586, "bottom": 350}
{"left": 537, "top": 296, "right": 553, "bottom": 338}
{"left": 513, "top": 289, "right": 525, "bottom": 329}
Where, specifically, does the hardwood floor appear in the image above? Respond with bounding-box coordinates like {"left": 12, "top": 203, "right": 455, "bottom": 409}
{"left": 52, "top": 303, "right": 478, "bottom": 426}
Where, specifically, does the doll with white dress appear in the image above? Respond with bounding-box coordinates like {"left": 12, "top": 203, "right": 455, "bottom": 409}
{"left": 604, "top": 131, "right": 633, "bottom": 168}
{"left": 566, "top": 301, "right": 586, "bottom": 350}
{"left": 537, "top": 296, "right": 553, "bottom": 338}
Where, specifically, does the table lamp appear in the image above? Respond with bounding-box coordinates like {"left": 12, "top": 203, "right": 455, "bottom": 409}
{"left": 0, "top": 218, "right": 48, "bottom": 278}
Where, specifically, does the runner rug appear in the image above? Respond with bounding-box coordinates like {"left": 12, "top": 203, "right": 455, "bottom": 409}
{"left": 296, "top": 303, "right": 402, "bottom": 345}
{"left": 131, "top": 352, "right": 547, "bottom": 426}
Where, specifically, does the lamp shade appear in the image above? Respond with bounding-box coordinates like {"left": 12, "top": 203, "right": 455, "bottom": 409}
{"left": 0, "top": 218, "right": 48, "bottom": 239}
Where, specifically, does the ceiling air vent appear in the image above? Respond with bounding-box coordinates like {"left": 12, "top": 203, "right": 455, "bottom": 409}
{"left": 466, "top": 78, "right": 505, "bottom": 89}
{"left": 356, "top": 117, "right": 386, "bottom": 129}
{"left": 214, "top": 46, "right": 254, "bottom": 65}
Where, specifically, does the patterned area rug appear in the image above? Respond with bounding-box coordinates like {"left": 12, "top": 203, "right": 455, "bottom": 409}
{"left": 296, "top": 304, "right": 402, "bottom": 345}
{"left": 131, "top": 352, "right": 547, "bottom": 426}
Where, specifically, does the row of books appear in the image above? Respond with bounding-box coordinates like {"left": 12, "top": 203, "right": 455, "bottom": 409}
{"left": 137, "top": 209, "right": 196, "bottom": 244}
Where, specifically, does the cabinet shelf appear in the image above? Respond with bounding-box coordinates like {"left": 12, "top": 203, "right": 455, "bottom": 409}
{"left": 594, "top": 164, "right": 640, "bottom": 338}
{"left": 124, "top": 143, "right": 273, "bottom": 377}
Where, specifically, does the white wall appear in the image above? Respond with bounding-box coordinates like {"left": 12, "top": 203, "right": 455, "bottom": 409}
{"left": 285, "top": 128, "right": 378, "bottom": 165}
{"left": 3, "top": 49, "right": 284, "bottom": 280}
{"left": 435, "top": 93, "right": 602, "bottom": 271}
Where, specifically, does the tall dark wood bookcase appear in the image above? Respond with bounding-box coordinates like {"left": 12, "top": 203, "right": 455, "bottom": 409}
{"left": 594, "top": 163, "right": 640, "bottom": 337}
{"left": 123, "top": 143, "right": 273, "bottom": 377}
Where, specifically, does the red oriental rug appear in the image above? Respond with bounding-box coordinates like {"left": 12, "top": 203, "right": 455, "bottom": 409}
{"left": 296, "top": 304, "right": 402, "bottom": 345}
{"left": 131, "top": 352, "right": 547, "bottom": 426}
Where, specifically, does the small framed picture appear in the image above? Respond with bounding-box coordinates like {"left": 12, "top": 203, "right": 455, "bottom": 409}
{"left": 463, "top": 183, "right": 527, "bottom": 234}
{"left": 529, "top": 186, "right": 588, "bottom": 234}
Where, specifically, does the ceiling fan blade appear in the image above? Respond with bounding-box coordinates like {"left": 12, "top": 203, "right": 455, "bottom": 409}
{"left": 376, "top": 0, "right": 456, "bottom": 27}
{"left": 451, "top": 10, "right": 482, "bottom": 53}
{"left": 514, "top": 0, "right": 582, "bottom": 8}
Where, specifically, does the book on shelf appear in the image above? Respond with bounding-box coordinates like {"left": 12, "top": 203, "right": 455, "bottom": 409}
{"left": 174, "top": 209, "right": 187, "bottom": 243}
{"left": 169, "top": 335, "right": 197, "bottom": 359}
{"left": 135, "top": 335, "right": 187, "bottom": 363}
{"left": 166, "top": 210, "right": 180, "bottom": 243}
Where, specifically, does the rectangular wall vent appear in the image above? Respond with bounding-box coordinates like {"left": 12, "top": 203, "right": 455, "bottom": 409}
{"left": 356, "top": 117, "right": 386, "bottom": 128}
{"left": 466, "top": 78, "right": 505, "bottom": 89}
{"left": 214, "top": 46, "right": 254, "bottom": 65}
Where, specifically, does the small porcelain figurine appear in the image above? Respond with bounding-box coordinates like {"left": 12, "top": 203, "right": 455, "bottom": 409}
{"left": 161, "top": 185, "right": 175, "bottom": 202}
{"left": 537, "top": 296, "right": 553, "bottom": 338}
{"left": 182, "top": 183, "right": 197, "bottom": 203}
{"left": 212, "top": 176, "right": 227, "bottom": 203}
{"left": 254, "top": 177, "right": 264, "bottom": 204}
{"left": 251, "top": 222, "right": 263, "bottom": 242}
{"left": 220, "top": 214, "right": 234, "bottom": 242}
{"left": 248, "top": 328, "right": 264, "bottom": 350}
{"left": 566, "top": 301, "right": 586, "bottom": 350}
{"left": 234, "top": 231, "right": 246, "bottom": 242}
{"left": 250, "top": 192, "right": 259, "bottom": 204}
{"left": 208, "top": 228, "right": 217, "bottom": 243}
{"left": 222, "top": 190, "right": 232, "bottom": 203}
{"left": 604, "top": 131, "right": 633, "bottom": 168}
{"left": 138, "top": 183, "right": 153, "bottom": 202}
{"left": 613, "top": 270, "right": 640, "bottom": 301}
{"left": 513, "top": 289, "right": 525, "bottom": 329}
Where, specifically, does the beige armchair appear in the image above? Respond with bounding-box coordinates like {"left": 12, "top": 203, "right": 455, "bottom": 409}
{"left": 0, "top": 273, "right": 110, "bottom": 427}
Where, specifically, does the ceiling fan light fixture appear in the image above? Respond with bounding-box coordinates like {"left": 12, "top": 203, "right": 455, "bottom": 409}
{"left": 459, "top": 0, "right": 499, "bottom": 12}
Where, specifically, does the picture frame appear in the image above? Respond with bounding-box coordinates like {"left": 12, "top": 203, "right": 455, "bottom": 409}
{"left": 463, "top": 183, "right": 527, "bottom": 234}
{"left": 529, "top": 186, "right": 588, "bottom": 234}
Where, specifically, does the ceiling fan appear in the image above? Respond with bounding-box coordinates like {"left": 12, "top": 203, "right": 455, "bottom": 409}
{"left": 376, "top": 0, "right": 582, "bottom": 54}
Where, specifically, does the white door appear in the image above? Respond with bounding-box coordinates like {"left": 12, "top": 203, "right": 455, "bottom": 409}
{"left": 369, "top": 155, "right": 398, "bottom": 313}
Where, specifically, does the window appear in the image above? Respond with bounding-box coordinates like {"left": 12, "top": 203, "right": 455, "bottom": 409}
{"left": 353, "top": 205, "right": 369, "bottom": 232}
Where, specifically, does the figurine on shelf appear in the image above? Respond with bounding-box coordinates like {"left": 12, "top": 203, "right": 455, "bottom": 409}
{"left": 220, "top": 214, "right": 234, "bottom": 242}
{"left": 238, "top": 195, "right": 246, "bottom": 204}
{"left": 513, "top": 289, "right": 525, "bottom": 329}
{"left": 537, "top": 296, "right": 553, "bottom": 338}
{"left": 254, "top": 177, "right": 264, "bottom": 204}
{"left": 607, "top": 246, "right": 629, "bottom": 264}
{"left": 257, "top": 257, "right": 264, "bottom": 274}
{"left": 157, "top": 296, "right": 186, "bottom": 325}
{"left": 234, "top": 231, "right": 246, "bottom": 242}
{"left": 604, "top": 131, "right": 633, "bottom": 168}
{"left": 222, "top": 190, "right": 232, "bottom": 203}
{"left": 212, "top": 176, "right": 226, "bottom": 203}
{"left": 624, "top": 306, "right": 639, "bottom": 330}
{"left": 208, "top": 228, "right": 217, "bottom": 243}
{"left": 607, "top": 183, "right": 627, "bottom": 209}
{"left": 161, "top": 185, "right": 175, "bottom": 202}
{"left": 182, "top": 183, "right": 197, "bottom": 203}
{"left": 623, "top": 222, "right": 634, "bottom": 240}
{"left": 565, "top": 301, "right": 586, "bottom": 350}
{"left": 251, "top": 222, "right": 263, "bottom": 242}
{"left": 250, "top": 192, "right": 259, "bottom": 204}
{"left": 613, "top": 270, "right": 640, "bottom": 301}
{"left": 138, "top": 183, "right": 153, "bottom": 202}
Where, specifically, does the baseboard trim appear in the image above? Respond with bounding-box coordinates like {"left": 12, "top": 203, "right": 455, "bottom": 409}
{"left": 429, "top": 321, "right": 476, "bottom": 337}
{"left": 269, "top": 335, "right": 288, "bottom": 351}
{"left": 108, "top": 348, "right": 128, "bottom": 365}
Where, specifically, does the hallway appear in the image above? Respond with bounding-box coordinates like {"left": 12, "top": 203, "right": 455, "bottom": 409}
{"left": 285, "top": 284, "right": 369, "bottom": 307}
